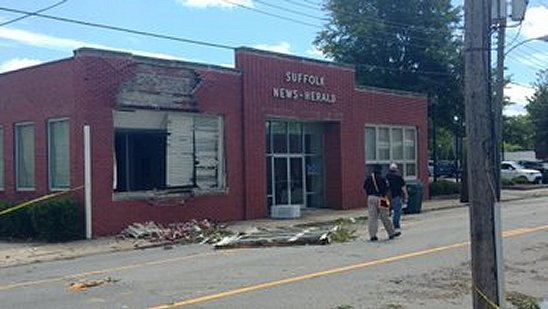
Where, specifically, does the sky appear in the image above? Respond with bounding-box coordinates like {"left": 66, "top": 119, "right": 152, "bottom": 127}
{"left": 0, "top": 0, "right": 547, "bottom": 116}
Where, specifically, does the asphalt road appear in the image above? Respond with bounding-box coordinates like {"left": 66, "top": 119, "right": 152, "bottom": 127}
{"left": 0, "top": 197, "right": 547, "bottom": 309}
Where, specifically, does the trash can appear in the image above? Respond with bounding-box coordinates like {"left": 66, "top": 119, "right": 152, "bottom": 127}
{"left": 404, "top": 181, "right": 423, "bottom": 214}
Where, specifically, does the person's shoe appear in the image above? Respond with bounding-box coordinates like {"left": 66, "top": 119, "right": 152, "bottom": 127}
{"left": 389, "top": 231, "right": 401, "bottom": 240}
{"left": 370, "top": 236, "right": 378, "bottom": 242}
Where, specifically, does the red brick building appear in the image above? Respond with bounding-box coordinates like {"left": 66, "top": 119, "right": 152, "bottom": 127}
{"left": 0, "top": 48, "right": 428, "bottom": 236}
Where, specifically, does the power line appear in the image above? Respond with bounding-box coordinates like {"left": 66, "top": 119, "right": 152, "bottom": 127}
{"left": 220, "top": 0, "right": 320, "bottom": 28}
{"left": 279, "top": 0, "right": 324, "bottom": 12}
{"left": 253, "top": 0, "right": 325, "bottom": 21}
{"left": 0, "top": 6, "right": 459, "bottom": 78}
{"left": 302, "top": 0, "right": 322, "bottom": 6}
{"left": 0, "top": 0, "right": 67, "bottom": 27}
{"left": 507, "top": 48, "right": 548, "bottom": 69}
{"left": 231, "top": 0, "right": 463, "bottom": 46}
{"left": 0, "top": 6, "right": 235, "bottom": 50}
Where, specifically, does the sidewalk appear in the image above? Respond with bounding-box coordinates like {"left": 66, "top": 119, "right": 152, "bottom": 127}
{"left": 1, "top": 188, "right": 547, "bottom": 268}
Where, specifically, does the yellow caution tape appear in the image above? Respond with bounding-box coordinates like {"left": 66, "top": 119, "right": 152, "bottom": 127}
{"left": 473, "top": 283, "right": 501, "bottom": 309}
{"left": 0, "top": 186, "right": 84, "bottom": 217}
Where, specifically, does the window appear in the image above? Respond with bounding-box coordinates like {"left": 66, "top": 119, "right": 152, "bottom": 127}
{"left": 364, "top": 125, "right": 417, "bottom": 179}
{"left": 48, "top": 119, "right": 70, "bottom": 190}
{"left": 15, "top": 123, "right": 35, "bottom": 190}
{"left": 0, "top": 125, "right": 3, "bottom": 190}
{"left": 114, "top": 110, "right": 224, "bottom": 193}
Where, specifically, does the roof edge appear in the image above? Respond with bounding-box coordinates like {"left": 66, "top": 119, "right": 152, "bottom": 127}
{"left": 356, "top": 85, "right": 427, "bottom": 99}
{"left": 74, "top": 47, "right": 241, "bottom": 74}
{"left": 235, "top": 47, "right": 355, "bottom": 71}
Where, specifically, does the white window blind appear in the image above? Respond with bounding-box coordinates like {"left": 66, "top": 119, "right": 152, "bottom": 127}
{"left": 166, "top": 113, "right": 194, "bottom": 187}
{"left": 16, "top": 123, "right": 35, "bottom": 190}
{"left": 194, "top": 116, "right": 220, "bottom": 189}
{"left": 48, "top": 119, "right": 70, "bottom": 189}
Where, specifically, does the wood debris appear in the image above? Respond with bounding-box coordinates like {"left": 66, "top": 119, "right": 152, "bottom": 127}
{"left": 68, "top": 277, "right": 120, "bottom": 292}
{"left": 120, "top": 219, "right": 233, "bottom": 244}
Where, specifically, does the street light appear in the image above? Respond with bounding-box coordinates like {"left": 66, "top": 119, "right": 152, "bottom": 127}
{"left": 504, "top": 34, "right": 548, "bottom": 57}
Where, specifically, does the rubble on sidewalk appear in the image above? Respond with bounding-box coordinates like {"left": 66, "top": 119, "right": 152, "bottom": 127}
{"left": 120, "top": 219, "right": 234, "bottom": 245}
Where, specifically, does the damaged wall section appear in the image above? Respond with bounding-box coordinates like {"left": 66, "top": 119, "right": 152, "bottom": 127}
{"left": 113, "top": 110, "right": 224, "bottom": 194}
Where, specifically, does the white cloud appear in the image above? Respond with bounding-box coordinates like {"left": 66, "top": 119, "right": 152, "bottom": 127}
{"left": 305, "top": 46, "right": 326, "bottom": 59}
{"left": 0, "top": 27, "right": 107, "bottom": 51}
{"left": 0, "top": 58, "right": 43, "bottom": 73}
{"left": 175, "top": 0, "right": 253, "bottom": 8}
{"left": 503, "top": 82, "right": 535, "bottom": 116}
{"left": 0, "top": 27, "right": 183, "bottom": 61}
{"left": 252, "top": 42, "right": 292, "bottom": 54}
{"left": 521, "top": 6, "right": 548, "bottom": 39}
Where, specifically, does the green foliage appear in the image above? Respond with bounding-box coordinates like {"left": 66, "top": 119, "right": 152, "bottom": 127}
{"left": 526, "top": 69, "right": 548, "bottom": 157}
{"left": 0, "top": 200, "right": 37, "bottom": 239}
{"left": 512, "top": 176, "right": 529, "bottom": 185}
{"left": 501, "top": 177, "right": 514, "bottom": 187}
{"left": 429, "top": 180, "right": 461, "bottom": 196}
{"left": 329, "top": 219, "right": 358, "bottom": 243}
{"left": 506, "top": 291, "right": 540, "bottom": 309}
{"left": 431, "top": 127, "right": 457, "bottom": 160}
{"left": 29, "top": 198, "right": 84, "bottom": 242}
{"left": 502, "top": 115, "right": 534, "bottom": 151}
{"left": 315, "top": 0, "right": 464, "bottom": 130}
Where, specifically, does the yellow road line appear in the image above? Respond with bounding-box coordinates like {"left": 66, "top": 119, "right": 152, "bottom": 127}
{"left": 150, "top": 224, "right": 548, "bottom": 309}
{"left": 0, "top": 250, "right": 233, "bottom": 292}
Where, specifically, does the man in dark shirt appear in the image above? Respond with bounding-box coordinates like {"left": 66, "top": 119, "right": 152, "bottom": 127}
{"left": 386, "top": 163, "right": 408, "bottom": 232}
{"left": 363, "top": 165, "right": 399, "bottom": 241}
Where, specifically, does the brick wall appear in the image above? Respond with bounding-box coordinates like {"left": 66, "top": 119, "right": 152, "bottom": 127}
{"left": 0, "top": 48, "right": 428, "bottom": 236}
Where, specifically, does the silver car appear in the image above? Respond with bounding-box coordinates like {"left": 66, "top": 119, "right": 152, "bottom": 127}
{"left": 501, "top": 161, "right": 542, "bottom": 184}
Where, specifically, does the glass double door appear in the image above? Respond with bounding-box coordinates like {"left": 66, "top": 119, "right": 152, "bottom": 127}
{"left": 272, "top": 156, "right": 304, "bottom": 205}
{"left": 266, "top": 121, "right": 324, "bottom": 209}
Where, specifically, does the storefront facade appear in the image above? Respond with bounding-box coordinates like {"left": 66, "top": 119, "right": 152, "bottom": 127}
{"left": 0, "top": 47, "right": 427, "bottom": 236}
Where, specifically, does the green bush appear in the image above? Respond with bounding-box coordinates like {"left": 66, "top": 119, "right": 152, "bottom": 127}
{"left": 429, "top": 180, "right": 461, "bottom": 196}
{"left": 0, "top": 200, "right": 37, "bottom": 239}
{"left": 29, "top": 198, "right": 84, "bottom": 242}
{"left": 501, "top": 177, "right": 514, "bottom": 187}
{"left": 512, "top": 176, "right": 529, "bottom": 185}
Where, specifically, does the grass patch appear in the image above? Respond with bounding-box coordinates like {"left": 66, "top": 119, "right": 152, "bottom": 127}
{"left": 506, "top": 291, "right": 540, "bottom": 309}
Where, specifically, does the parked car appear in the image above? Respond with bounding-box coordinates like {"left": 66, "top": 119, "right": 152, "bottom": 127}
{"left": 501, "top": 161, "right": 542, "bottom": 184}
{"left": 430, "top": 160, "right": 458, "bottom": 178}
{"left": 517, "top": 160, "right": 548, "bottom": 184}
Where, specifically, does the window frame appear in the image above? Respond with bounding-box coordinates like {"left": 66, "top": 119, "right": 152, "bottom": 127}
{"left": 47, "top": 118, "right": 71, "bottom": 191}
{"left": 15, "top": 122, "right": 36, "bottom": 191}
{"left": 113, "top": 110, "right": 226, "bottom": 197}
{"left": 364, "top": 124, "right": 418, "bottom": 179}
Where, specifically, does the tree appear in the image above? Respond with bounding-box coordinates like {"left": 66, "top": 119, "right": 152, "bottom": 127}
{"left": 314, "top": 0, "right": 464, "bottom": 129}
{"left": 502, "top": 114, "right": 534, "bottom": 151}
{"left": 526, "top": 69, "right": 548, "bottom": 159}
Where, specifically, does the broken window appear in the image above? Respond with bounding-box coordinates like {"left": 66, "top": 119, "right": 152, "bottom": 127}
{"left": 114, "top": 110, "right": 224, "bottom": 193}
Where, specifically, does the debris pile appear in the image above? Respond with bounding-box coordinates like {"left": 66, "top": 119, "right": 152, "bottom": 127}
{"left": 68, "top": 277, "right": 120, "bottom": 292}
{"left": 214, "top": 219, "right": 359, "bottom": 249}
{"left": 120, "top": 219, "right": 233, "bottom": 244}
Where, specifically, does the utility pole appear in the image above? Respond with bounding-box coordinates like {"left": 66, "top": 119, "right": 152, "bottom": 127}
{"left": 464, "top": 1, "right": 504, "bottom": 308}
{"left": 432, "top": 96, "right": 438, "bottom": 182}
{"left": 494, "top": 0, "right": 506, "bottom": 202}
